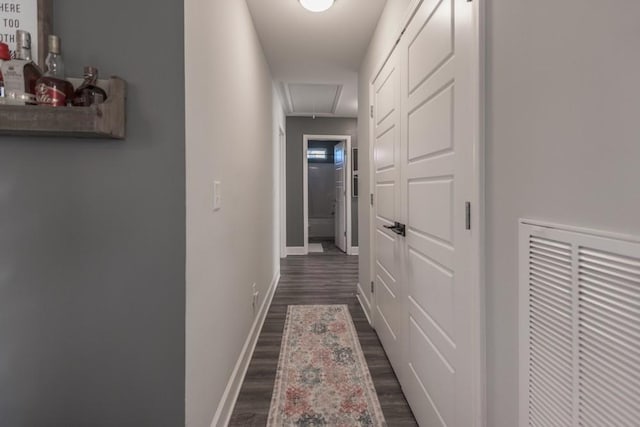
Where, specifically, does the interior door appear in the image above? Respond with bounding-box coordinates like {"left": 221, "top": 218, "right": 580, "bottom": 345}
{"left": 371, "top": 0, "right": 480, "bottom": 424}
{"left": 334, "top": 142, "right": 347, "bottom": 252}
{"left": 400, "top": 0, "right": 478, "bottom": 425}
{"left": 372, "top": 49, "right": 405, "bottom": 381}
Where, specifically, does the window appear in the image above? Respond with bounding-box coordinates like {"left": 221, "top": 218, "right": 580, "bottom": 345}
{"left": 307, "top": 148, "right": 328, "bottom": 160}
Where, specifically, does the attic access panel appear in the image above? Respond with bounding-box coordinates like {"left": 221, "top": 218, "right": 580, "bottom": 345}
{"left": 287, "top": 83, "right": 342, "bottom": 115}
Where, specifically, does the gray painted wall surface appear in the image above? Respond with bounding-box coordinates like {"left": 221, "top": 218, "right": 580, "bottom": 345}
{"left": 308, "top": 163, "right": 336, "bottom": 239}
{"left": 308, "top": 163, "right": 337, "bottom": 219}
{"left": 0, "top": 2, "right": 185, "bottom": 426}
{"left": 486, "top": 1, "right": 640, "bottom": 425}
{"left": 286, "top": 117, "right": 358, "bottom": 247}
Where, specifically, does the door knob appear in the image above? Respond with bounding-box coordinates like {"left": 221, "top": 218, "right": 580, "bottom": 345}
{"left": 383, "top": 222, "right": 406, "bottom": 237}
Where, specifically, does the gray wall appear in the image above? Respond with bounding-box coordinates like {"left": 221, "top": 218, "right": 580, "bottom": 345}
{"left": 309, "top": 169, "right": 337, "bottom": 219}
{"left": 0, "top": 2, "right": 185, "bottom": 426}
{"left": 286, "top": 117, "right": 358, "bottom": 247}
{"left": 485, "top": 1, "right": 640, "bottom": 425}
{"left": 308, "top": 162, "right": 336, "bottom": 238}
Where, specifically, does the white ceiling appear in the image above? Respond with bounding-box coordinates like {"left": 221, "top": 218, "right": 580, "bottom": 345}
{"left": 246, "top": 0, "right": 387, "bottom": 117}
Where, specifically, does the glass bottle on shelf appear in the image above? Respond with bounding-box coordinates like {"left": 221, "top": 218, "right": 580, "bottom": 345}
{"left": 35, "top": 35, "right": 74, "bottom": 107}
{"left": 72, "top": 66, "right": 107, "bottom": 106}
{"left": 0, "top": 42, "right": 10, "bottom": 98}
{"left": 1, "top": 30, "right": 42, "bottom": 104}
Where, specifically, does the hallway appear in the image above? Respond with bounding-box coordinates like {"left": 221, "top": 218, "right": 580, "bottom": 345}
{"left": 1, "top": 1, "right": 638, "bottom": 426}
{"left": 229, "top": 248, "right": 417, "bottom": 426}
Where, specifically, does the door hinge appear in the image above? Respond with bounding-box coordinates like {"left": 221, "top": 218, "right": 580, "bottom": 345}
{"left": 370, "top": 193, "right": 374, "bottom": 206}
{"left": 371, "top": 281, "right": 375, "bottom": 293}
{"left": 370, "top": 105, "right": 374, "bottom": 118}
{"left": 344, "top": 231, "right": 347, "bottom": 237}
{"left": 465, "top": 202, "right": 471, "bottom": 230}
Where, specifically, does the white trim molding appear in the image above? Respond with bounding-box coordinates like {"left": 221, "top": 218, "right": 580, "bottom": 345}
{"left": 210, "top": 270, "right": 280, "bottom": 427}
{"left": 356, "top": 282, "right": 372, "bottom": 326}
{"left": 286, "top": 247, "right": 307, "bottom": 256}
{"left": 279, "top": 127, "right": 287, "bottom": 259}
{"left": 348, "top": 246, "right": 359, "bottom": 256}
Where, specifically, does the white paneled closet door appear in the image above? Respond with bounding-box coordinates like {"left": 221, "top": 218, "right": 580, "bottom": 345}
{"left": 372, "top": 0, "right": 481, "bottom": 425}
{"left": 400, "top": 0, "right": 477, "bottom": 425}
{"left": 372, "top": 49, "right": 405, "bottom": 383}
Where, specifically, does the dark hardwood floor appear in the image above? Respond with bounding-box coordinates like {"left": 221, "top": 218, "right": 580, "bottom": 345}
{"left": 229, "top": 245, "right": 417, "bottom": 426}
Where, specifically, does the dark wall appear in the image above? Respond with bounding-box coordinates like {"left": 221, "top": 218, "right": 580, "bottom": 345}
{"left": 286, "top": 117, "right": 358, "bottom": 247}
{"left": 0, "top": 2, "right": 185, "bottom": 426}
{"left": 308, "top": 141, "right": 338, "bottom": 224}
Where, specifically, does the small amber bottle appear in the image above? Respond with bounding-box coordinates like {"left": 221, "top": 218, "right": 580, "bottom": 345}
{"left": 72, "top": 66, "right": 107, "bottom": 107}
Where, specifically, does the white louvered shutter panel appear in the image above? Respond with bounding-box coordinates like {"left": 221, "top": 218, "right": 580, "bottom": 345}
{"left": 578, "top": 247, "right": 640, "bottom": 426}
{"left": 519, "top": 221, "right": 640, "bottom": 427}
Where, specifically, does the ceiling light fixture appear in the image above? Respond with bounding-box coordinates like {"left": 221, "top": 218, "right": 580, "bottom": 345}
{"left": 299, "top": 0, "right": 335, "bottom": 13}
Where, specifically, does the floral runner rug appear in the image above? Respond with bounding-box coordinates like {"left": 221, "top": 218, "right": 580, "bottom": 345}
{"left": 267, "top": 305, "right": 386, "bottom": 426}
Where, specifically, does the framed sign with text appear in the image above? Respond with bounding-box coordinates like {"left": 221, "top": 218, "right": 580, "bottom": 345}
{"left": 0, "top": 0, "right": 51, "bottom": 65}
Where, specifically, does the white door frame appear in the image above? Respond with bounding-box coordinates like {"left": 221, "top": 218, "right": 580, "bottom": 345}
{"left": 368, "top": 83, "right": 376, "bottom": 330}
{"left": 303, "top": 134, "right": 353, "bottom": 255}
{"left": 367, "top": 0, "right": 486, "bottom": 424}
{"left": 279, "top": 127, "right": 287, "bottom": 259}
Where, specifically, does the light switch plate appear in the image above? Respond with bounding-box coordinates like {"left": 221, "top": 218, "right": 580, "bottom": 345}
{"left": 213, "top": 181, "right": 222, "bottom": 211}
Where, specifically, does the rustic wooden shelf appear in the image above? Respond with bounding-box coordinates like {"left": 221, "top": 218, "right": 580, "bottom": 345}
{"left": 0, "top": 77, "right": 126, "bottom": 140}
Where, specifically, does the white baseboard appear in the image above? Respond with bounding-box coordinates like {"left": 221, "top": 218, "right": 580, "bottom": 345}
{"left": 349, "top": 246, "right": 359, "bottom": 256}
{"left": 286, "top": 246, "right": 307, "bottom": 256}
{"left": 356, "top": 282, "right": 372, "bottom": 326}
{"left": 210, "top": 270, "right": 280, "bottom": 427}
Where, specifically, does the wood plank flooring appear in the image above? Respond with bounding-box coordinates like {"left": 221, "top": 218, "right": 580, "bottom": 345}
{"left": 229, "top": 243, "right": 417, "bottom": 426}
{"left": 308, "top": 237, "right": 346, "bottom": 255}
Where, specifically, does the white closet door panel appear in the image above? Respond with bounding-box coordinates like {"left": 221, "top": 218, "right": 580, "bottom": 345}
{"left": 407, "top": 230, "right": 454, "bottom": 272}
{"left": 407, "top": 0, "right": 454, "bottom": 93}
{"left": 375, "top": 124, "right": 397, "bottom": 171}
{"left": 376, "top": 67, "right": 397, "bottom": 125}
{"left": 407, "top": 59, "right": 455, "bottom": 112}
{"left": 408, "top": 84, "right": 454, "bottom": 161}
{"left": 403, "top": 368, "right": 448, "bottom": 427}
{"left": 370, "top": 0, "right": 480, "bottom": 422}
{"left": 406, "top": 152, "right": 454, "bottom": 186}
{"left": 376, "top": 229, "right": 398, "bottom": 281}
{"left": 408, "top": 296, "right": 456, "bottom": 370}
{"left": 376, "top": 273, "right": 402, "bottom": 334}
{"left": 374, "top": 230, "right": 403, "bottom": 371}
{"left": 373, "top": 49, "right": 405, "bottom": 382}
{"left": 375, "top": 168, "right": 397, "bottom": 186}
{"left": 408, "top": 248, "right": 455, "bottom": 342}
{"left": 408, "top": 179, "right": 454, "bottom": 244}
{"left": 375, "top": 183, "right": 395, "bottom": 223}
{"left": 409, "top": 317, "right": 455, "bottom": 425}
{"left": 401, "top": 0, "right": 477, "bottom": 425}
